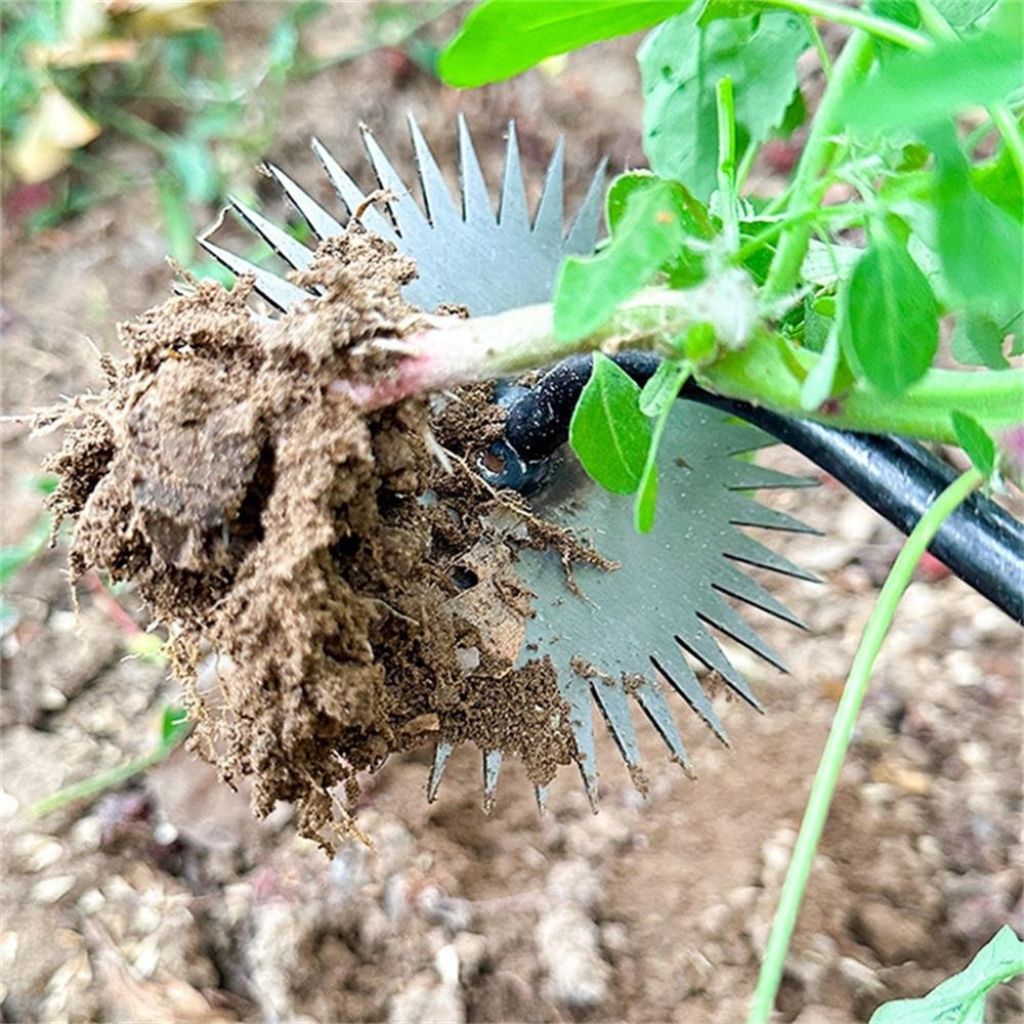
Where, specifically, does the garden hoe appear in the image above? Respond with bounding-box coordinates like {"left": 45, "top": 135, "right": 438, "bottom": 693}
{"left": 201, "top": 116, "right": 1023, "bottom": 810}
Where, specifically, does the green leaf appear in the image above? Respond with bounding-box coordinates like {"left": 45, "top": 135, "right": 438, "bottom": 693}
{"left": 951, "top": 310, "right": 1019, "bottom": 368}
{"left": 555, "top": 178, "right": 690, "bottom": 341}
{"left": 973, "top": 144, "right": 1024, "bottom": 224}
{"left": 438, "top": 0, "right": 694, "bottom": 87}
{"left": 952, "top": 412, "right": 997, "bottom": 475}
{"left": 840, "top": 33, "right": 1021, "bottom": 134}
{"left": 800, "top": 324, "right": 853, "bottom": 411}
{"left": 159, "top": 704, "right": 189, "bottom": 747}
{"left": 0, "top": 518, "right": 50, "bottom": 588}
{"left": 166, "top": 136, "right": 221, "bottom": 205}
{"left": 933, "top": 0, "right": 1000, "bottom": 32}
{"left": 635, "top": 359, "right": 691, "bottom": 532}
{"left": 930, "top": 127, "right": 1024, "bottom": 313}
{"left": 639, "top": 357, "right": 690, "bottom": 416}
{"left": 569, "top": 354, "right": 651, "bottom": 494}
{"left": 869, "top": 927, "right": 1024, "bottom": 1024}
{"left": 842, "top": 230, "right": 939, "bottom": 397}
{"left": 639, "top": 7, "right": 807, "bottom": 202}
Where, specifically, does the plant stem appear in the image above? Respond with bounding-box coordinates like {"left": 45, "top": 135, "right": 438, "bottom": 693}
{"left": 31, "top": 740, "right": 178, "bottom": 818}
{"left": 746, "top": 466, "right": 986, "bottom": 1024}
{"left": 340, "top": 293, "right": 1024, "bottom": 442}
{"left": 733, "top": 202, "right": 866, "bottom": 264}
{"left": 716, "top": 76, "right": 739, "bottom": 249}
{"left": 757, "top": 0, "right": 929, "bottom": 49}
{"left": 762, "top": 31, "right": 876, "bottom": 301}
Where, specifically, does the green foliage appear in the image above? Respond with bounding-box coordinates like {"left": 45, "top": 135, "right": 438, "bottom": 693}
{"left": 634, "top": 358, "right": 692, "bottom": 532}
{"left": 438, "top": 0, "right": 695, "bottom": 87}
{"left": 869, "top": 927, "right": 1024, "bottom": 1023}
{"left": 555, "top": 176, "right": 703, "bottom": 341}
{"left": 842, "top": 227, "right": 939, "bottom": 397}
{"left": 951, "top": 412, "right": 997, "bottom": 476}
{"left": 639, "top": 6, "right": 807, "bottom": 202}
{"left": 32, "top": 703, "right": 189, "bottom": 818}
{"left": 840, "top": 32, "right": 1020, "bottom": 134}
{"left": 929, "top": 126, "right": 1024, "bottom": 315}
{"left": 568, "top": 354, "right": 651, "bottom": 494}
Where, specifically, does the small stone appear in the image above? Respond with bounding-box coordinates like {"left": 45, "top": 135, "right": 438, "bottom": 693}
{"left": 451, "top": 932, "right": 487, "bottom": 983}
{"left": 838, "top": 956, "right": 885, "bottom": 997}
{"left": 849, "top": 903, "right": 931, "bottom": 965}
{"left": 536, "top": 904, "right": 610, "bottom": 1008}
{"left": 30, "top": 875, "right": 75, "bottom": 905}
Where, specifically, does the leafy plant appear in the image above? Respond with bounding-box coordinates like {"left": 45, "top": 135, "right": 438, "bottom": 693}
{"left": 32, "top": 703, "right": 187, "bottom": 819}
{"left": 1, "top": 0, "right": 454, "bottom": 267}
{"left": 436, "top": 0, "right": 1023, "bottom": 1018}
{"left": 869, "top": 926, "right": 1024, "bottom": 1023}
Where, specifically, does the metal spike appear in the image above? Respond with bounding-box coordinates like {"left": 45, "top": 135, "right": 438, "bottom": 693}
{"left": 534, "top": 784, "right": 549, "bottom": 813}
{"left": 457, "top": 113, "right": 493, "bottom": 223}
{"left": 589, "top": 675, "right": 643, "bottom": 780}
{"left": 427, "top": 740, "right": 454, "bottom": 802}
{"left": 724, "top": 533, "right": 822, "bottom": 583}
{"left": 698, "top": 595, "right": 788, "bottom": 674}
{"left": 311, "top": 137, "right": 396, "bottom": 241}
{"left": 727, "top": 494, "right": 822, "bottom": 535}
{"left": 532, "top": 136, "right": 565, "bottom": 244}
{"left": 266, "top": 163, "right": 344, "bottom": 241}
{"left": 482, "top": 749, "right": 503, "bottom": 812}
{"left": 407, "top": 113, "right": 460, "bottom": 229}
{"left": 229, "top": 196, "right": 315, "bottom": 273}
{"left": 498, "top": 121, "right": 529, "bottom": 231}
{"left": 675, "top": 622, "right": 763, "bottom": 710}
{"left": 360, "top": 126, "right": 433, "bottom": 242}
{"left": 198, "top": 238, "right": 310, "bottom": 311}
{"left": 629, "top": 676, "right": 693, "bottom": 775}
{"left": 562, "top": 674, "right": 600, "bottom": 809}
{"left": 727, "top": 464, "right": 819, "bottom": 490}
{"left": 714, "top": 563, "right": 808, "bottom": 629}
{"left": 565, "top": 156, "right": 608, "bottom": 255}
{"left": 653, "top": 656, "right": 728, "bottom": 745}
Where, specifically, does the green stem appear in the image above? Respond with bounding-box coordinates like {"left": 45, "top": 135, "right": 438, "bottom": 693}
{"left": 763, "top": 31, "right": 876, "bottom": 300}
{"left": 368, "top": 293, "right": 1023, "bottom": 442}
{"left": 747, "top": 466, "right": 986, "bottom": 1024}
{"left": 803, "top": 14, "right": 833, "bottom": 78}
{"left": 716, "top": 76, "right": 739, "bottom": 249}
{"left": 733, "top": 202, "right": 866, "bottom": 265}
{"left": 757, "top": 0, "right": 929, "bottom": 49}
{"left": 31, "top": 741, "right": 179, "bottom": 818}
{"left": 702, "top": 332, "right": 1024, "bottom": 441}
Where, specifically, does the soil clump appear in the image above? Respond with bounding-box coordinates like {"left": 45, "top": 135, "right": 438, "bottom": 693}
{"left": 44, "top": 229, "right": 576, "bottom": 849}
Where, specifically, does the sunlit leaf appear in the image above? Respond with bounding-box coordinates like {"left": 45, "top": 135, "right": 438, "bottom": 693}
{"left": 439, "top": 0, "right": 694, "bottom": 87}
{"left": 8, "top": 85, "right": 101, "bottom": 184}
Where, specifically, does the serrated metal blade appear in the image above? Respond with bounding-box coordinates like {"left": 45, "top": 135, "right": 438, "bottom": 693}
{"left": 198, "top": 116, "right": 816, "bottom": 807}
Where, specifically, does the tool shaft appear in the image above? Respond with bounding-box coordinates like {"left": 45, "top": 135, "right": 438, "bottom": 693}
{"left": 503, "top": 353, "right": 1024, "bottom": 622}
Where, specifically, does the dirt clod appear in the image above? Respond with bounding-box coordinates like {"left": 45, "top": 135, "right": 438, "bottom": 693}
{"left": 45, "top": 228, "right": 577, "bottom": 849}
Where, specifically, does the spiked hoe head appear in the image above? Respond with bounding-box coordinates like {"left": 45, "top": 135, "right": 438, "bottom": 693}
{"left": 203, "top": 116, "right": 817, "bottom": 810}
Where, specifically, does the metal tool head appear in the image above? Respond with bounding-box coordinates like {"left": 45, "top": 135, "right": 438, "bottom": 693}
{"left": 202, "top": 115, "right": 817, "bottom": 809}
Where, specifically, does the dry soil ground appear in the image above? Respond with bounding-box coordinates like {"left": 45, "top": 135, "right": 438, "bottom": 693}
{"left": 2, "top": 4, "right": 1022, "bottom": 1023}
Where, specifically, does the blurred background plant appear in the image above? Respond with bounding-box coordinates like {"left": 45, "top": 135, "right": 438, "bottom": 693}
{"left": 1, "top": 0, "right": 456, "bottom": 273}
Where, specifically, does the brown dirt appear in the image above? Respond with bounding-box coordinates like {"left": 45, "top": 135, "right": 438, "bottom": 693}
{"left": 43, "top": 226, "right": 582, "bottom": 849}
{"left": 2, "top": 4, "right": 1021, "bottom": 1022}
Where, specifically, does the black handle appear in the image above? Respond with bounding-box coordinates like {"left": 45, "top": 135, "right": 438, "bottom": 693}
{"left": 502, "top": 353, "right": 1024, "bottom": 623}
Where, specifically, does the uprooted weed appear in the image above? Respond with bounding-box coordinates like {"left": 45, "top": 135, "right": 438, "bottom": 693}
{"left": 45, "top": 229, "right": 576, "bottom": 850}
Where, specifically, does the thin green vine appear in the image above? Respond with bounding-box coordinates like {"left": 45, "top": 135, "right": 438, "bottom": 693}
{"left": 747, "top": 466, "right": 987, "bottom": 1024}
